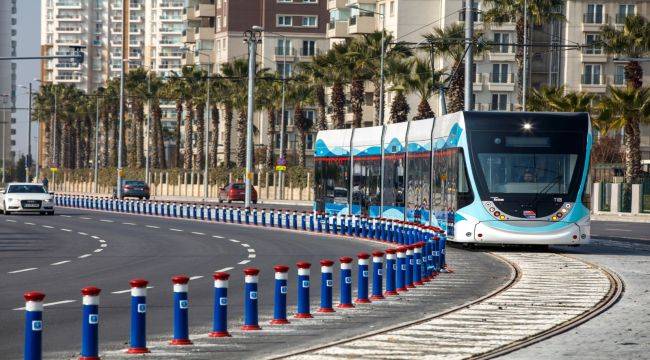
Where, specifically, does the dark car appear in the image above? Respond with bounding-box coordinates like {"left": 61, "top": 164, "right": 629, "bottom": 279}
{"left": 113, "top": 180, "right": 150, "bottom": 200}
{"left": 218, "top": 183, "right": 257, "bottom": 204}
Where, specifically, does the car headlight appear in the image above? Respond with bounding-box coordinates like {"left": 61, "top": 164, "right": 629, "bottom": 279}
{"left": 44, "top": 198, "right": 53, "bottom": 203}
{"left": 7, "top": 197, "right": 14, "bottom": 202}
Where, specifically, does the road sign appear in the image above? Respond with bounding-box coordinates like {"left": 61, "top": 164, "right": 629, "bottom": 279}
{"left": 277, "top": 157, "right": 287, "bottom": 166}
{"left": 275, "top": 165, "right": 286, "bottom": 172}
{"left": 50, "top": 167, "right": 58, "bottom": 173}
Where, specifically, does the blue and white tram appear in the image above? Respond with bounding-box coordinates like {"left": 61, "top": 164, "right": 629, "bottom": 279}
{"left": 314, "top": 111, "right": 592, "bottom": 245}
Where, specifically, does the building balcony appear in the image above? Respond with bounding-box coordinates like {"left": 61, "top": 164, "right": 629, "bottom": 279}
{"left": 183, "top": 7, "right": 197, "bottom": 21}
{"left": 615, "top": 13, "right": 632, "bottom": 25}
{"left": 488, "top": 45, "right": 516, "bottom": 61}
{"left": 609, "top": 74, "right": 626, "bottom": 88}
{"left": 182, "top": 28, "right": 194, "bottom": 42}
{"left": 327, "top": 20, "right": 350, "bottom": 38}
{"left": 129, "top": 52, "right": 143, "bottom": 60}
{"left": 110, "top": 39, "right": 122, "bottom": 47}
{"left": 55, "top": 62, "right": 81, "bottom": 69}
{"left": 129, "top": 28, "right": 144, "bottom": 35}
{"left": 110, "top": 15, "right": 122, "bottom": 22}
{"left": 159, "top": 27, "right": 182, "bottom": 34}
{"left": 194, "top": 26, "right": 213, "bottom": 40}
{"left": 55, "top": 74, "right": 81, "bottom": 82}
{"left": 489, "top": 21, "right": 516, "bottom": 31}
{"left": 160, "top": 52, "right": 183, "bottom": 58}
{"left": 55, "top": 26, "right": 82, "bottom": 33}
{"left": 160, "top": 15, "right": 183, "bottom": 22}
{"left": 274, "top": 47, "right": 297, "bottom": 61}
{"left": 55, "top": 13, "right": 82, "bottom": 21}
{"left": 55, "top": 1, "right": 82, "bottom": 9}
{"left": 458, "top": 11, "right": 484, "bottom": 30}
{"left": 580, "top": 74, "right": 607, "bottom": 93}
{"left": 129, "top": 16, "right": 144, "bottom": 23}
{"left": 161, "top": 1, "right": 184, "bottom": 8}
{"left": 348, "top": 14, "right": 375, "bottom": 34}
{"left": 130, "top": 3, "right": 144, "bottom": 11}
{"left": 581, "top": 49, "right": 607, "bottom": 62}
{"left": 487, "top": 73, "right": 515, "bottom": 91}
{"left": 194, "top": 2, "right": 215, "bottom": 18}
{"left": 299, "top": 48, "right": 322, "bottom": 59}
{"left": 582, "top": 13, "right": 608, "bottom": 31}
{"left": 473, "top": 73, "right": 483, "bottom": 92}
{"left": 55, "top": 38, "right": 83, "bottom": 45}
{"left": 129, "top": 40, "right": 144, "bottom": 47}
{"left": 327, "top": 0, "right": 347, "bottom": 10}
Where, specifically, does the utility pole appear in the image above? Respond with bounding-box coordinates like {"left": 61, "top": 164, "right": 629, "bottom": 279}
{"left": 522, "top": 0, "right": 528, "bottom": 111}
{"left": 243, "top": 28, "right": 261, "bottom": 208}
{"left": 94, "top": 96, "right": 100, "bottom": 193}
{"left": 464, "top": 0, "right": 474, "bottom": 111}
{"left": 1, "top": 95, "right": 6, "bottom": 185}
{"left": 146, "top": 73, "right": 151, "bottom": 184}
{"left": 204, "top": 57, "right": 211, "bottom": 200}
{"left": 116, "top": 1, "right": 126, "bottom": 199}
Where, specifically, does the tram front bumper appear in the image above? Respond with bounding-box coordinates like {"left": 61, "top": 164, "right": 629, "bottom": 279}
{"left": 470, "top": 221, "right": 589, "bottom": 245}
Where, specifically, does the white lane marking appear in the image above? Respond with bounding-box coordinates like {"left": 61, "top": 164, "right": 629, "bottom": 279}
{"left": 60, "top": 215, "right": 71, "bottom": 218}
{"left": 215, "top": 267, "right": 234, "bottom": 273}
{"left": 189, "top": 275, "right": 204, "bottom": 280}
{"left": 229, "top": 239, "right": 240, "bottom": 243}
{"left": 98, "top": 239, "right": 106, "bottom": 243}
{"left": 78, "top": 232, "right": 88, "bottom": 236}
{"left": 91, "top": 235, "right": 100, "bottom": 239}
{"left": 111, "top": 286, "right": 154, "bottom": 294}
{"left": 60, "top": 228, "right": 72, "bottom": 232}
{"left": 80, "top": 217, "right": 92, "bottom": 220}
{"left": 8, "top": 267, "right": 38, "bottom": 274}
{"left": 122, "top": 222, "right": 136, "bottom": 226}
{"left": 247, "top": 248, "right": 255, "bottom": 253}
{"left": 191, "top": 231, "right": 205, "bottom": 235}
{"left": 603, "top": 228, "right": 633, "bottom": 232}
{"left": 146, "top": 225, "right": 160, "bottom": 229}
{"left": 41, "top": 225, "right": 53, "bottom": 229}
{"left": 6, "top": 219, "right": 16, "bottom": 223}
{"left": 78, "top": 254, "right": 92, "bottom": 258}
{"left": 13, "top": 299, "right": 76, "bottom": 311}
{"left": 100, "top": 244, "right": 107, "bottom": 248}
{"left": 94, "top": 249, "right": 103, "bottom": 253}
{"left": 51, "top": 260, "right": 71, "bottom": 266}
{"left": 238, "top": 260, "right": 250, "bottom": 265}
{"left": 100, "top": 219, "right": 114, "bottom": 223}
{"left": 241, "top": 243, "right": 250, "bottom": 248}
{"left": 24, "top": 222, "right": 35, "bottom": 225}
{"left": 212, "top": 235, "right": 224, "bottom": 239}
{"left": 248, "top": 253, "right": 256, "bottom": 259}
{"left": 170, "top": 228, "right": 183, "bottom": 232}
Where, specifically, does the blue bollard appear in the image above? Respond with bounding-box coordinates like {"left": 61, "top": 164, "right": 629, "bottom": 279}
{"left": 229, "top": 207, "right": 234, "bottom": 223}
{"left": 253, "top": 208, "right": 258, "bottom": 226}
{"left": 261, "top": 209, "right": 267, "bottom": 226}
{"left": 277, "top": 210, "right": 284, "bottom": 229}
{"left": 331, "top": 214, "right": 338, "bottom": 234}
{"left": 318, "top": 259, "right": 335, "bottom": 313}
{"left": 127, "top": 279, "right": 150, "bottom": 354}
{"left": 170, "top": 276, "right": 192, "bottom": 345}
{"left": 396, "top": 246, "right": 408, "bottom": 292}
{"left": 405, "top": 245, "right": 415, "bottom": 288}
{"left": 300, "top": 212, "right": 307, "bottom": 231}
{"left": 295, "top": 262, "right": 313, "bottom": 318}
{"left": 270, "top": 265, "right": 290, "bottom": 325}
{"left": 355, "top": 253, "right": 371, "bottom": 304}
{"left": 207, "top": 205, "right": 212, "bottom": 221}
{"left": 292, "top": 211, "right": 298, "bottom": 230}
{"left": 244, "top": 208, "right": 250, "bottom": 225}
{"left": 269, "top": 209, "right": 275, "bottom": 227}
{"left": 309, "top": 212, "right": 315, "bottom": 232}
{"left": 80, "top": 287, "right": 101, "bottom": 359}
{"left": 23, "top": 291, "right": 45, "bottom": 360}
{"left": 347, "top": 215, "right": 353, "bottom": 236}
{"left": 242, "top": 268, "right": 261, "bottom": 330}
{"left": 362, "top": 217, "right": 369, "bottom": 238}
{"left": 384, "top": 248, "right": 398, "bottom": 296}
{"left": 208, "top": 272, "right": 230, "bottom": 337}
{"left": 192, "top": 205, "right": 197, "bottom": 219}
{"left": 414, "top": 243, "right": 424, "bottom": 286}
{"left": 199, "top": 205, "right": 205, "bottom": 220}
{"left": 172, "top": 203, "right": 178, "bottom": 218}
{"left": 337, "top": 256, "right": 354, "bottom": 308}
{"left": 236, "top": 208, "right": 242, "bottom": 224}
{"left": 370, "top": 251, "right": 385, "bottom": 300}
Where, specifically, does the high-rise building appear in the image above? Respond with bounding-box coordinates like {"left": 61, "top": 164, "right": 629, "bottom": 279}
{"left": 1, "top": 0, "right": 17, "bottom": 168}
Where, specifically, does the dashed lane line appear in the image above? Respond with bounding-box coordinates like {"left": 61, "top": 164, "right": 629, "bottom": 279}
{"left": 78, "top": 254, "right": 92, "bottom": 259}
{"left": 100, "top": 244, "right": 107, "bottom": 248}
{"left": 41, "top": 225, "right": 53, "bottom": 229}
{"left": 6, "top": 219, "right": 16, "bottom": 223}
{"left": 93, "top": 249, "right": 103, "bottom": 253}
{"left": 24, "top": 222, "right": 35, "bottom": 225}
{"left": 98, "top": 239, "right": 106, "bottom": 243}
{"left": 215, "top": 267, "right": 234, "bottom": 273}
{"left": 99, "top": 219, "right": 114, "bottom": 223}
{"left": 238, "top": 260, "right": 251, "bottom": 265}
{"left": 60, "top": 215, "right": 71, "bottom": 218}
{"left": 60, "top": 228, "right": 72, "bottom": 232}
{"left": 8, "top": 267, "right": 38, "bottom": 274}
{"left": 50, "top": 260, "right": 71, "bottom": 266}
{"left": 77, "top": 232, "right": 88, "bottom": 236}
{"left": 170, "top": 228, "right": 183, "bottom": 232}
{"left": 189, "top": 275, "right": 204, "bottom": 280}
{"left": 122, "top": 222, "right": 136, "bottom": 226}
{"left": 247, "top": 248, "right": 255, "bottom": 253}
{"left": 111, "top": 286, "right": 154, "bottom": 295}
{"left": 212, "top": 235, "right": 224, "bottom": 239}
{"left": 13, "top": 300, "right": 76, "bottom": 311}
{"left": 146, "top": 225, "right": 160, "bottom": 229}
{"left": 191, "top": 231, "right": 205, "bottom": 235}
{"left": 229, "top": 239, "right": 240, "bottom": 243}
{"left": 248, "top": 254, "right": 256, "bottom": 259}
{"left": 80, "top": 217, "right": 92, "bottom": 220}
{"left": 241, "top": 243, "right": 250, "bottom": 248}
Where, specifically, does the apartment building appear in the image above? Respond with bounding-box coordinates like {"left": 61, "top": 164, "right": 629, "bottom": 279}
{"left": 182, "top": 0, "right": 329, "bottom": 166}
{"left": 1, "top": 0, "right": 17, "bottom": 167}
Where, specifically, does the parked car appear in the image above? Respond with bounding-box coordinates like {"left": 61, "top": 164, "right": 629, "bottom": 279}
{"left": 0, "top": 183, "right": 55, "bottom": 215}
{"left": 218, "top": 183, "right": 257, "bottom": 204}
{"left": 113, "top": 180, "right": 150, "bottom": 200}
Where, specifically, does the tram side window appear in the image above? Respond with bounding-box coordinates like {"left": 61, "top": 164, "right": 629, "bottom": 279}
{"left": 383, "top": 153, "right": 406, "bottom": 216}
{"left": 352, "top": 156, "right": 382, "bottom": 217}
{"left": 458, "top": 149, "right": 474, "bottom": 208}
{"left": 315, "top": 158, "right": 350, "bottom": 214}
{"left": 431, "top": 148, "right": 473, "bottom": 215}
{"left": 406, "top": 151, "right": 431, "bottom": 224}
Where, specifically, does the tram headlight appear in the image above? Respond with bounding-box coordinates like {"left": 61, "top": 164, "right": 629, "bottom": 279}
{"left": 498, "top": 215, "right": 506, "bottom": 220}
{"left": 493, "top": 211, "right": 501, "bottom": 217}
{"left": 489, "top": 207, "right": 495, "bottom": 212}
{"left": 560, "top": 208, "right": 567, "bottom": 213}
{"left": 551, "top": 215, "right": 558, "bottom": 221}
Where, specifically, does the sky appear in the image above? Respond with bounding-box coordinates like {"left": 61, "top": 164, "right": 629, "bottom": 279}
{"left": 13, "top": 0, "right": 40, "bottom": 158}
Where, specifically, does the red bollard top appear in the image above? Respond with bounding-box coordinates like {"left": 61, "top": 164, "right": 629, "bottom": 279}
{"left": 372, "top": 250, "right": 384, "bottom": 257}
{"left": 320, "top": 259, "right": 334, "bottom": 267}
{"left": 243, "top": 267, "right": 260, "bottom": 276}
{"left": 296, "top": 261, "right": 311, "bottom": 269}
{"left": 172, "top": 275, "right": 190, "bottom": 285}
{"left": 130, "top": 279, "right": 149, "bottom": 288}
{"left": 406, "top": 244, "right": 416, "bottom": 251}
{"left": 24, "top": 291, "right": 46, "bottom": 302}
{"left": 385, "top": 248, "right": 397, "bottom": 255}
{"left": 339, "top": 256, "right": 353, "bottom": 264}
{"left": 81, "top": 286, "right": 101, "bottom": 296}
{"left": 357, "top": 252, "right": 370, "bottom": 259}
{"left": 274, "top": 265, "right": 290, "bottom": 273}
{"left": 213, "top": 272, "right": 230, "bottom": 280}
{"left": 396, "top": 246, "right": 408, "bottom": 253}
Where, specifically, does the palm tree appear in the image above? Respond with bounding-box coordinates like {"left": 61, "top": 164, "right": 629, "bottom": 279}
{"left": 597, "top": 86, "right": 650, "bottom": 182}
{"left": 483, "top": 0, "right": 565, "bottom": 105}
{"left": 424, "top": 24, "right": 467, "bottom": 113}
{"left": 527, "top": 85, "right": 565, "bottom": 111}
{"left": 34, "top": 84, "right": 55, "bottom": 167}
{"left": 178, "top": 66, "right": 199, "bottom": 170}
{"left": 387, "top": 58, "right": 411, "bottom": 123}
{"left": 220, "top": 59, "right": 250, "bottom": 167}
{"left": 208, "top": 74, "right": 228, "bottom": 168}
{"left": 256, "top": 71, "right": 283, "bottom": 168}
{"left": 125, "top": 68, "right": 149, "bottom": 168}
{"left": 600, "top": 15, "right": 650, "bottom": 89}
{"left": 143, "top": 72, "right": 166, "bottom": 169}
{"left": 321, "top": 42, "right": 350, "bottom": 129}
{"left": 298, "top": 59, "right": 328, "bottom": 132}
{"left": 287, "top": 79, "right": 314, "bottom": 167}
{"left": 405, "top": 58, "right": 444, "bottom": 120}
{"left": 163, "top": 71, "right": 189, "bottom": 168}
{"left": 104, "top": 78, "right": 121, "bottom": 167}
{"left": 187, "top": 67, "right": 208, "bottom": 171}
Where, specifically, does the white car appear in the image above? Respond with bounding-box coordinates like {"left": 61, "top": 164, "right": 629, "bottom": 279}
{"left": 0, "top": 183, "right": 55, "bottom": 215}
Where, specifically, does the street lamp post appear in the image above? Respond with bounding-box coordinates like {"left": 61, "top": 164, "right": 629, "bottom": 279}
{"left": 94, "top": 96, "right": 100, "bottom": 193}
{"left": 145, "top": 73, "right": 151, "bottom": 184}
{"left": 0, "top": 95, "right": 7, "bottom": 185}
{"left": 19, "top": 83, "right": 35, "bottom": 182}
{"left": 243, "top": 28, "right": 262, "bottom": 208}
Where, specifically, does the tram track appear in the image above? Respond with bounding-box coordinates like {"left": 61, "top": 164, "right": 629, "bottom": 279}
{"left": 278, "top": 251, "right": 623, "bottom": 360}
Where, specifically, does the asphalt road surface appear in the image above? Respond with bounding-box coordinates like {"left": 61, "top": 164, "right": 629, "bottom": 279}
{"left": 0, "top": 208, "right": 508, "bottom": 359}
{"left": 591, "top": 220, "right": 650, "bottom": 243}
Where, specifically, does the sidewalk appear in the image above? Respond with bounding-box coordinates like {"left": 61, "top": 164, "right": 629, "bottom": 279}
{"left": 591, "top": 212, "right": 650, "bottom": 223}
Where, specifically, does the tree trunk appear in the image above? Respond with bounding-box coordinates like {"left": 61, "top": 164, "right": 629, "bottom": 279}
{"left": 153, "top": 101, "right": 165, "bottom": 169}
{"left": 372, "top": 80, "right": 382, "bottom": 126}
{"left": 74, "top": 120, "right": 82, "bottom": 169}
{"left": 315, "top": 85, "right": 328, "bottom": 131}
{"left": 266, "top": 108, "right": 276, "bottom": 168}
{"left": 331, "top": 82, "right": 345, "bottom": 129}
{"left": 624, "top": 117, "right": 642, "bottom": 183}
{"left": 515, "top": 16, "right": 525, "bottom": 106}
{"left": 413, "top": 98, "right": 435, "bottom": 120}
{"left": 447, "top": 61, "right": 465, "bottom": 113}
{"left": 294, "top": 104, "right": 306, "bottom": 167}
{"left": 150, "top": 102, "right": 160, "bottom": 169}
{"left": 135, "top": 101, "right": 145, "bottom": 168}
{"left": 174, "top": 101, "right": 182, "bottom": 168}
{"left": 236, "top": 109, "right": 247, "bottom": 167}
{"left": 110, "top": 111, "right": 118, "bottom": 167}
{"left": 127, "top": 115, "right": 138, "bottom": 168}
{"left": 183, "top": 101, "right": 193, "bottom": 171}
{"left": 350, "top": 78, "right": 364, "bottom": 128}
{"left": 223, "top": 103, "right": 233, "bottom": 168}
{"left": 210, "top": 105, "right": 219, "bottom": 168}
{"left": 194, "top": 102, "right": 205, "bottom": 171}
{"left": 625, "top": 60, "right": 643, "bottom": 89}
{"left": 84, "top": 114, "right": 93, "bottom": 167}
{"left": 101, "top": 111, "right": 109, "bottom": 167}
{"left": 42, "top": 113, "right": 51, "bottom": 168}
{"left": 389, "top": 91, "right": 410, "bottom": 123}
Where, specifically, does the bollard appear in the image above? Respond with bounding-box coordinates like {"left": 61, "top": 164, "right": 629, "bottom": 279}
{"left": 269, "top": 209, "right": 275, "bottom": 227}
{"left": 200, "top": 205, "right": 205, "bottom": 220}
{"left": 355, "top": 253, "right": 371, "bottom": 304}
{"left": 170, "top": 276, "right": 192, "bottom": 345}
{"left": 127, "top": 279, "right": 150, "bottom": 354}
{"left": 370, "top": 251, "right": 385, "bottom": 300}
{"left": 324, "top": 213, "right": 330, "bottom": 233}
{"left": 253, "top": 208, "right": 258, "bottom": 226}
{"left": 337, "top": 256, "right": 354, "bottom": 308}
{"left": 396, "top": 246, "right": 408, "bottom": 292}
{"left": 309, "top": 212, "right": 315, "bottom": 232}
{"left": 292, "top": 211, "right": 298, "bottom": 230}
{"left": 209, "top": 272, "right": 230, "bottom": 337}
{"left": 318, "top": 259, "right": 335, "bottom": 313}
{"left": 384, "top": 248, "right": 398, "bottom": 296}
{"left": 207, "top": 205, "right": 212, "bottom": 221}
{"left": 236, "top": 207, "right": 242, "bottom": 224}
{"left": 331, "top": 214, "right": 338, "bottom": 234}
{"left": 301, "top": 212, "right": 307, "bottom": 231}
{"left": 242, "top": 268, "right": 261, "bottom": 330}
{"left": 405, "top": 245, "right": 415, "bottom": 288}
{"left": 271, "top": 265, "right": 290, "bottom": 324}
{"left": 347, "top": 215, "right": 354, "bottom": 236}
{"left": 362, "top": 217, "right": 369, "bottom": 238}
{"left": 192, "top": 204, "right": 198, "bottom": 219}
{"left": 244, "top": 207, "right": 250, "bottom": 225}
{"left": 261, "top": 209, "right": 267, "bottom": 226}
{"left": 80, "top": 286, "right": 101, "bottom": 360}
{"left": 414, "top": 243, "right": 424, "bottom": 286}
{"left": 229, "top": 207, "right": 234, "bottom": 223}
{"left": 316, "top": 212, "right": 323, "bottom": 233}
{"left": 295, "top": 262, "right": 313, "bottom": 318}
{"left": 24, "top": 291, "right": 45, "bottom": 360}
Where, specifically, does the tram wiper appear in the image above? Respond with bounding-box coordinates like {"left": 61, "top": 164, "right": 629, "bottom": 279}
{"left": 528, "top": 175, "right": 562, "bottom": 209}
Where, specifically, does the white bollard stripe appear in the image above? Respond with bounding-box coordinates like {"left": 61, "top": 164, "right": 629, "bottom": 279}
{"left": 397, "top": 252, "right": 406, "bottom": 258}
{"left": 214, "top": 280, "right": 229, "bottom": 288}
{"left": 373, "top": 256, "right": 383, "bottom": 263}
{"left": 414, "top": 247, "right": 422, "bottom": 254}
{"left": 82, "top": 295, "right": 100, "bottom": 305}
{"left": 406, "top": 249, "right": 414, "bottom": 255}
{"left": 25, "top": 301, "right": 44, "bottom": 312}
{"left": 131, "top": 287, "right": 147, "bottom": 297}
{"left": 321, "top": 266, "right": 333, "bottom": 273}
{"left": 358, "top": 259, "right": 370, "bottom": 266}
{"left": 275, "top": 272, "right": 288, "bottom": 280}
{"left": 245, "top": 275, "right": 259, "bottom": 283}
{"left": 341, "top": 263, "right": 352, "bottom": 270}
{"left": 386, "top": 254, "right": 397, "bottom": 260}
{"left": 298, "top": 268, "right": 310, "bottom": 276}
{"left": 173, "top": 284, "right": 189, "bottom": 293}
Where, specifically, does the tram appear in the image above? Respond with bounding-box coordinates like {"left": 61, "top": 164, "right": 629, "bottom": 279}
{"left": 314, "top": 111, "right": 592, "bottom": 245}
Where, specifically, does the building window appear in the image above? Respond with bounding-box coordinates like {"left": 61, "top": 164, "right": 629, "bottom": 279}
{"left": 584, "top": 4, "right": 603, "bottom": 24}
{"left": 302, "top": 16, "right": 317, "bottom": 27}
{"left": 304, "top": 109, "right": 315, "bottom": 123}
{"left": 582, "top": 64, "right": 602, "bottom": 84}
{"left": 301, "top": 40, "right": 315, "bottom": 56}
{"left": 584, "top": 34, "right": 603, "bottom": 55}
{"left": 306, "top": 134, "right": 315, "bottom": 149}
{"left": 274, "top": 133, "right": 281, "bottom": 149}
{"left": 278, "top": 0, "right": 292, "bottom": 2}
{"left": 276, "top": 38, "right": 293, "bottom": 55}
{"left": 614, "top": 65, "right": 625, "bottom": 85}
{"left": 491, "top": 93, "right": 508, "bottom": 111}
{"left": 277, "top": 15, "right": 293, "bottom": 27}
{"left": 389, "top": 1, "right": 394, "bottom": 16}
{"left": 617, "top": 4, "right": 635, "bottom": 23}
{"left": 492, "top": 33, "right": 511, "bottom": 53}
{"left": 277, "top": 63, "right": 293, "bottom": 76}
{"left": 491, "top": 63, "right": 509, "bottom": 83}
{"left": 303, "top": 0, "right": 317, "bottom": 3}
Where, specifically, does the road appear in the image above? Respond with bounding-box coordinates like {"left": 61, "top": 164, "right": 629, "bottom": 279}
{"left": 0, "top": 208, "right": 509, "bottom": 359}
{"left": 591, "top": 220, "right": 650, "bottom": 243}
